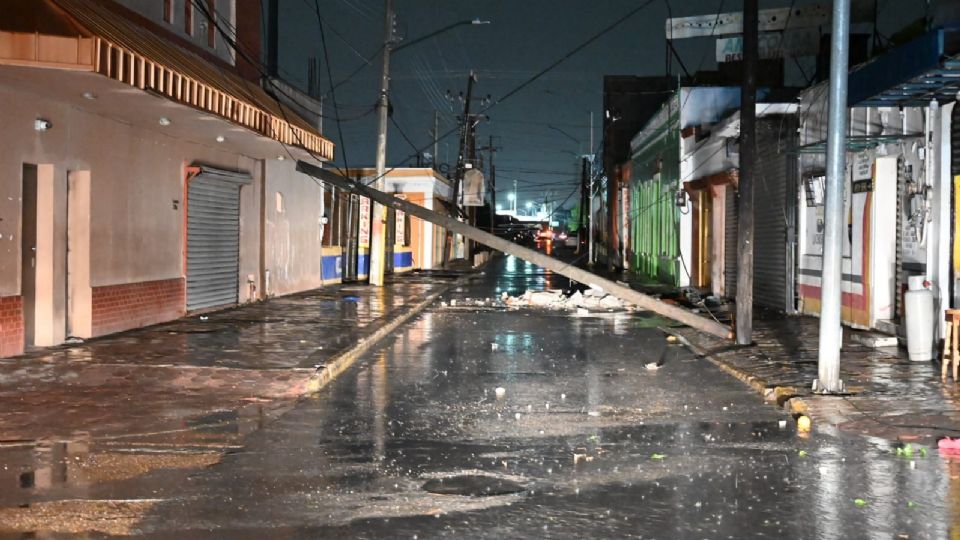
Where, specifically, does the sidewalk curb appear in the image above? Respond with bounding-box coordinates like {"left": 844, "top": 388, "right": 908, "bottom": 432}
{"left": 663, "top": 328, "right": 805, "bottom": 415}
{"left": 302, "top": 274, "right": 471, "bottom": 395}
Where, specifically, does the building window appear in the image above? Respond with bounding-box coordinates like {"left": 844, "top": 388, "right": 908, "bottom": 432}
{"left": 184, "top": 2, "right": 193, "bottom": 36}
{"left": 163, "top": 0, "right": 173, "bottom": 23}
{"left": 275, "top": 192, "right": 284, "bottom": 213}
{"left": 206, "top": 0, "right": 217, "bottom": 49}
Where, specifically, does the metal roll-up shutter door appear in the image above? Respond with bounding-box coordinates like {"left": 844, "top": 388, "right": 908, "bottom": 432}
{"left": 724, "top": 184, "right": 738, "bottom": 299}
{"left": 753, "top": 116, "right": 798, "bottom": 312}
{"left": 187, "top": 166, "right": 251, "bottom": 311}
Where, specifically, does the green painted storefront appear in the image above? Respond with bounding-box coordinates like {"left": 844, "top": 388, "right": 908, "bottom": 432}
{"left": 629, "top": 111, "right": 681, "bottom": 287}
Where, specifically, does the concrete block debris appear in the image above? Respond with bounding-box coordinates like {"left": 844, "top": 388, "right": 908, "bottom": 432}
{"left": 497, "top": 288, "right": 633, "bottom": 312}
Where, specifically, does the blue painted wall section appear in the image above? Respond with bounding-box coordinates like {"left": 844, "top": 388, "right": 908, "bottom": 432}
{"left": 357, "top": 251, "right": 369, "bottom": 279}
{"left": 321, "top": 251, "right": 342, "bottom": 282}
{"left": 393, "top": 249, "right": 413, "bottom": 272}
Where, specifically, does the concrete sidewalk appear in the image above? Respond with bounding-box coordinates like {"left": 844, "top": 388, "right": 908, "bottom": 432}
{"left": 672, "top": 314, "right": 960, "bottom": 445}
{"left": 0, "top": 272, "right": 465, "bottom": 511}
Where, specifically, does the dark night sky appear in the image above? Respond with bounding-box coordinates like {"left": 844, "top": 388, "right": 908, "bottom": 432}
{"left": 278, "top": 0, "right": 918, "bottom": 207}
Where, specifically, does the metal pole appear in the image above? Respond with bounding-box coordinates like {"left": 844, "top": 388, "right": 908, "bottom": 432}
{"left": 816, "top": 0, "right": 851, "bottom": 394}
{"left": 735, "top": 0, "right": 758, "bottom": 344}
{"left": 368, "top": 0, "right": 393, "bottom": 287}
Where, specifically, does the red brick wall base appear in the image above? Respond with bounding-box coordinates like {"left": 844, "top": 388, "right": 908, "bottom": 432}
{"left": 92, "top": 278, "right": 185, "bottom": 337}
{"left": 0, "top": 296, "right": 24, "bottom": 358}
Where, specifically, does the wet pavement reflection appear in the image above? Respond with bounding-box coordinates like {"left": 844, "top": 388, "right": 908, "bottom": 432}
{"left": 124, "top": 255, "right": 958, "bottom": 538}
{"left": 2, "top": 254, "right": 959, "bottom": 538}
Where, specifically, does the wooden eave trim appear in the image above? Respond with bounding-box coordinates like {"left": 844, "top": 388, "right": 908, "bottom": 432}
{"left": 0, "top": 30, "right": 95, "bottom": 70}
{"left": 0, "top": 31, "right": 334, "bottom": 161}
{"left": 683, "top": 169, "right": 739, "bottom": 193}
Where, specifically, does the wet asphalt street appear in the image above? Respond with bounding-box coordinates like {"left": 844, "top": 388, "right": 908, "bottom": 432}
{"left": 3, "top": 252, "right": 957, "bottom": 538}
{"left": 104, "top": 252, "right": 953, "bottom": 539}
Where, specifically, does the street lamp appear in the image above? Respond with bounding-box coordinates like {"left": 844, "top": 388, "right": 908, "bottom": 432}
{"left": 368, "top": 4, "right": 489, "bottom": 286}
{"left": 393, "top": 18, "right": 491, "bottom": 54}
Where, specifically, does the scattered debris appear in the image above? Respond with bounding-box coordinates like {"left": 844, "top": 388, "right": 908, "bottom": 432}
{"left": 938, "top": 437, "right": 960, "bottom": 452}
{"left": 650, "top": 453, "right": 666, "bottom": 461}
{"left": 341, "top": 295, "right": 361, "bottom": 302}
{"left": 798, "top": 450, "right": 809, "bottom": 458}
{"left": 644, "top": 362, "right": 660, "bottom": 371}
{"left": 896, "top": 443, "right": 928, "bottom": 458}
{"left": 852, "top": 331, "right": 898, "bottom": 349}
{"left": 797, "top": 415, "right": 812, "bottom": 433}
{"left": 494, "top": 387, "right": 506, "bottom": 398}
{"left": 491, "top": 342, "right": 500, "bottom": 351}
{"left": 573, "top": 453, "right": 593, "bottom": 464}
{"left": 493, "top": 288, "right": 635, "bottom": 312}
{"left": 854, "top": 498, "right": 868, "bottom": 507}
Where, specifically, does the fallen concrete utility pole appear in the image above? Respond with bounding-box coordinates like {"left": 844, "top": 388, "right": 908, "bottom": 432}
{"left": 297, "top": 161, "right": 733, "bottom": 340}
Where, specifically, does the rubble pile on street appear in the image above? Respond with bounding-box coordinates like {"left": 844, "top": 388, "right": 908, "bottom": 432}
{"left": 440, "top": 288, "right": 634, "bottom": 312}
{"left": 501, "top": 288, "right": 630, "bottom": 311}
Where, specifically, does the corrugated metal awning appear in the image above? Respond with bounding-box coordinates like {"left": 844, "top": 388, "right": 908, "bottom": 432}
{"left": 0, "top": 0, "right": 333, "bottom": 160}
{"left": 849, "top": 26, "right": 960, "bottom": 107}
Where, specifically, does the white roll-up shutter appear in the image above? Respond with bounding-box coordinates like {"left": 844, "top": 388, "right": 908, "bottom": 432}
{"left": 186, "top": 166, "right": 251, "bottom": 311}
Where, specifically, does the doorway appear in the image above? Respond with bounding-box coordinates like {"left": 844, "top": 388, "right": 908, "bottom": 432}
{"left": 21, "top": 164, "right": 37, "bottom": 347}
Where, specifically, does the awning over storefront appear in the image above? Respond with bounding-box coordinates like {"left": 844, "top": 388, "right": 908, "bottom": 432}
{"left": 849, "top": 25, "right": 960, "bottom": 108}
{"left": 0, "top": 0, "right": 333, "bottom": 160}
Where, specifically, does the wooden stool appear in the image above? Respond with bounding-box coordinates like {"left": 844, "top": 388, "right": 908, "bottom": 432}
{"left": 942, "top": 310, "right": 960, "bottom": 381}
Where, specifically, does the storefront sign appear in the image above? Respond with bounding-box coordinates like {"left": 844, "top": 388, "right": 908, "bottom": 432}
{"left": 716, "top": 29, "right": 819, "bottom": 62}
{"left": 359, "top": 196, "right": 370, "bottom": 246}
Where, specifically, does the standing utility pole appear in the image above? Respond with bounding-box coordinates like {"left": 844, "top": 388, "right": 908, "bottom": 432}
{"left": 735, "top": 0, "right": 758, "bottom": 345}
{"left": 587, "top": 157, "right": 595, "bottom": 265}
{"left": 368, "top": 0, "right": 394, "bottom": 287}
{"left": 816, "top": 0, "right": 852, "bottom": 394}
{"left": 452, "top": 72, "right": 476, "bottom": 211}
{"left": 443, "top": 72, "right": 477, "bottom": 264}
{"left": 483, "top": 135, "right": 500, "bottom": 235}
{"left": 578, "top": 157, "right": 589, "bottom": 254}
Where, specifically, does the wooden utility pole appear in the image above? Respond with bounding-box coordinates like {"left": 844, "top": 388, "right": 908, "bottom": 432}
{"left": 577, "top": 157, "right": 589, "bottom": 254}
{"left": 735, "top": 0, "right": 758, "bottom": 345}
{"left": 298, "top": 160, "right": 734, "bottom": 340}
{"left": 368, "top": 0, "right": 394, "bottom": 286}
{"left": 443, "top": 72, "right": 477, "bottom": 265}
{"left": 482, "top": 135, "right": 501, "bottom": 235}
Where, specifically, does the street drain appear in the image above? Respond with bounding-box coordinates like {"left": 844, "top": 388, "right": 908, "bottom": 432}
{"left": 422, "top": 475, "right": 525, "bottom": 497}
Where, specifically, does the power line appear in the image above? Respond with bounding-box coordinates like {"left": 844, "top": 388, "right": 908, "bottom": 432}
{"left": 313, "top": 0, "right": 351, "bottom": 172}
{"left": 486, "top": 0, "right": 658, "bottom": 110}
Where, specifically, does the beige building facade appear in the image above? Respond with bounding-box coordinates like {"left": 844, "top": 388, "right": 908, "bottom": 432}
{"left": 0, "top": 0, "right": 334, "bottom": 357}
